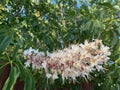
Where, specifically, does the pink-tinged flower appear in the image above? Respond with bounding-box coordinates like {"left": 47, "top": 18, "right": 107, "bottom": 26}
{"left": 42, "top": 61, "right": 47, "bottom": 69}
{"left": 23, "top": 39, "right": 111, "bottom": 83}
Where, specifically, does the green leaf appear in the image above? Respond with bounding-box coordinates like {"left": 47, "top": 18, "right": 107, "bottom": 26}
{"left": 0, "top": 36, "right": 12, "bottom": 52}
{"left": 2, "top": 66, "right": 19, "bottom": 90}
{"left": 85, "top": 20, "right": 92, "bottom": 30}
{"left": 24, "top": 70, "right": 35, "bottom": 90}
{"left": 111, "top": 31, "right": 118, "bottom": 48}
{"left": 113, "top": 5, "right": 120, "bottom": 11}
{"left": 99, "top": 2, "right": 112, "bottom": 8}
{"left": 15, "top": 60, "right": 26, "bottom": 79}
{"left": 0, "top": 62, "right": 10, "bottom": 70}
{"left": 0, "top": 26, "right": 13, "bottom": 53}
{"left": 12, "top": 44, "right": 19, "bottom": 60}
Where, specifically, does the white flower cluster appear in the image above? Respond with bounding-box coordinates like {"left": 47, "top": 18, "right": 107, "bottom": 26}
{"left": 23, "top": 40, "right": 111, "bottom": 83}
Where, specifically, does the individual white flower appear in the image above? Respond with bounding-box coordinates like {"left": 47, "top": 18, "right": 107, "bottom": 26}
{"left": 46, "top": 51, "right": 51, "bottom": 56}
{"left": 100, "top": 45, "right": 110, "bottom": 53}
{"left": 24, "top": 61, "right": 31, "bottom": 67}
{"left": 46, "top": 73, "right": 52, "bottom": 78}
{"left": 95, "top": 65, "right": 104, "bottom": 72}
{"left": 33, "top": 49, "right": 38, "bottom": 54}
{"left": 52, "top": 73, "right": 58, "bottom": 80}
{"left": 84, "top": 40, "right": 89, "bottom": 45}
{"left": 80, "top": 40, "right": 89, "bottom": 49}
{"left": 62, "top": 73, "right": 65, "bottom": 83}
{"left": 23, "top": 50, "right": 29, "bottom": 56}
{"left": 80, "top": 50, "right": 90, "bottom": 59}
{"left": 90, "top": 58, "right": 98, "bottom": 67}
{"left": 38, "top": 52, "right": 45, "bottom": 56}
{"left": 81, "top": 71, "right": 90, "bottom": 80}
{"left": 90, "top": 42, "right": 97, "bottom": 49}
{"left": 23, "top": 47, "right": 37, "bottom": 56}
{"left": 69, "top": 69, "right": 79, "bottom": 81}
{"left": 71, "top": 44, "right": 80, "bottom": 52}
{"left": 27, "top": 47, "right": 34, "bottom": 55}
{"left": 42, "top": 61, "right": 47, "bottom": 69}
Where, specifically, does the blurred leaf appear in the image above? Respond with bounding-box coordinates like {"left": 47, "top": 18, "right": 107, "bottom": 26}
{"left": 111, "top": 31, "right": 118, "bottom": 48}
{"left": 85, "top": 20, "right": 92, "bottom": 30}
{"left": 15, "top": 60, "right": 26, "bottom": 79}
{"left": 113, "top": 5, "right": 120, "bottom": 11}
{"left": 99, "top": 2, "right": 112, "bottom": 8}
{"left": 12, "top": 44, "right": 19, "bottom": 59}
{"left": 24, "top": 70, "right": 35, "bottom": 90}
{"left": 0, "top": 26, "right": 13, "bottom": 53}
{"left": 0, "top": 36, "right": 12, "bottom": 52}
{"left": 2, "top": 66, "right": 19, "bottom": 90}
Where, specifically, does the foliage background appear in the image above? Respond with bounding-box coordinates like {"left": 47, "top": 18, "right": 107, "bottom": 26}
{"left": 0, "top": 0, "right": 120, "bottom": 90}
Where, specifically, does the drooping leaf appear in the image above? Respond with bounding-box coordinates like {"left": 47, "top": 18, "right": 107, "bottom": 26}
{"left": 0, "top": 26, "right": 13, "bottom": 53}
{"left": 24, "top": 70, "right": 35, "bottom": 90}
{"left": 111, "top": 31, "right": 118, "bottom": 48}
{"left": 2, "top": 66, "right": 19, "bottom": 90}
{"left": 15, "top": 60, "right": 26, "bottom": 79}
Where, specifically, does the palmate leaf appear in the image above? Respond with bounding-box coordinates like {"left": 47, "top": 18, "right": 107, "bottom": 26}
{"left": 2, "top": 66, "right": 19, "bottom": 90}
{"left": 15, "top": 60, "right": 26, "bottom": 79}
{"left": 0, "top": 26, "right": 13, "bottom": 53}
{"left": 0, "top": 36, "right": 12, "bottom": 52}
{"left": 111, "top": 31, "right": 118, "bottom": 48}
{"left": 24, "top": 70, "right": 35, "bottom": 90}
{"left": 15, "top": 60, "right": 35, "bottom": 90}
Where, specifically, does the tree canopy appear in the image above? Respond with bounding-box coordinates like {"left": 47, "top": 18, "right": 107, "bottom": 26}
{"left": 0, "top": 0, "right": 120, "bottom": 90}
